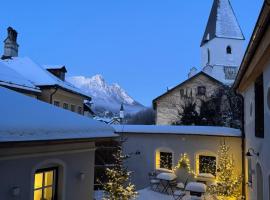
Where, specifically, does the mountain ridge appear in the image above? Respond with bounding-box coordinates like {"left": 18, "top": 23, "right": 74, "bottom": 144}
{"left": 67, "top": 74, "right": 145, "bottom": 117}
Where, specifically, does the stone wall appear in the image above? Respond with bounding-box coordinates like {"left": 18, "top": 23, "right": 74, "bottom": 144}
{"left": 155, "top": 73, "right": 222, "bottom": 125}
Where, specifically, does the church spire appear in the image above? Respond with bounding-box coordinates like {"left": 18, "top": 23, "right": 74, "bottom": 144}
{"left": 201, "top": 0, "right": 244, "bottom": 46}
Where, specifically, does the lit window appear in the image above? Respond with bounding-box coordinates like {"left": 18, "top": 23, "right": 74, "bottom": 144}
{"left": 199, "top": 155, "right": 216, "bottom": 176}
{"left": 34, "top": 168, "right": 57, "bottom": 200}
{"left": 53, "top": 101, "right": 60, "bottom": 107}
{"left": 71, "top": 105, "right": 75, "bottom": 112}
{"left": 156, "top": 151, "right": 173, "bottom": 170}
{"left": 63, "top": 103, "right": 69, "bottom": 110}
{"left": 226, "top": 46, "right": 232, "bottom": 54}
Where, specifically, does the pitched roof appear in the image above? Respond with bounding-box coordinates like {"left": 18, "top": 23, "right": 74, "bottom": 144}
{"left": 234, "top": 2, "right": 269, "bottom": 91}
{"left": 201, "top": 0, "right": 244, "bottom": 46}
{"left": 0, "top": 57, "right": 90, "bottom": 99}
{"left": 113, "top": 125, "right": 241, "bottom": 138}
{"left": 0, "top": 87, "right": 117, "bottom": 143}
{"left": 152, "top": 71, "right": 223, "bottom": 104}
{"left": 0, "top": 62, "right": 40, "bottom": 93}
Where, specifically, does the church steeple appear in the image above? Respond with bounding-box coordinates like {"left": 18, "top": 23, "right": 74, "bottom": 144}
{"left": 200, "top": 0, "right": 245, "bottom": 85}
{"left": 201, "top": 0, "right": 244, "bottom": 46}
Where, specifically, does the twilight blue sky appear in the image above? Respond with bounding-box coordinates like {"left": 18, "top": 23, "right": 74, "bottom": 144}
{"left": 0, "top": 0, "right": 264, "bottom": 106}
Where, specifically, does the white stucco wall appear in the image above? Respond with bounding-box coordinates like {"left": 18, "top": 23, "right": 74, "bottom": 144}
{"left": 243, "top": 60, "right": 270, "bottom": 200}
{"left": 201, "top": 38, "right": 244, "bottom": 68}
{"left": 0, "top": 141, "right": 95, "bottom": 200}
{"left": 121, "top": 133, "right": 242, "bottom": 190}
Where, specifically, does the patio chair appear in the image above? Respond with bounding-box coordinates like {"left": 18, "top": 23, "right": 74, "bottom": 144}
{"left": 173, "top": 190, "right": 186, "bottom": 200}
{"left": 176, "top": 178, "right": 189, "bottom": 191}
{"left": 148, "top": 172, "right": 160, "bottom": 191}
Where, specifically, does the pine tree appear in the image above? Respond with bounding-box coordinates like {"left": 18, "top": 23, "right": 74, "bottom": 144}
{"left": 208, "top": 143, "right": 242, "bottom": 200}
{"left": 102, "top": 148, "right": 137, "bottom": 200}
{"left": 173, "top": 102, "right": 199, "bottom": 125}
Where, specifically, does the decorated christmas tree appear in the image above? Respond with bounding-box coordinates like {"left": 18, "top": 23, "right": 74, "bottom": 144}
{"left": 208, "top": 142, "right": 242, "bottom": 200}
{"left": 102, "top": 148, "right": 137, "bottom": 200}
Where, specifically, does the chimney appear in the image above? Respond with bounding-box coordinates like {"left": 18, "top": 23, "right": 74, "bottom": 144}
{"left": 188, "top": 67, "right": 198, "bottom": 78}
{"left": 2, "top": 27, "right": 19, "bottom": 59}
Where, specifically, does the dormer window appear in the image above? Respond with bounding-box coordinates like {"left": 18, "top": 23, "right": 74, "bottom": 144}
{"left": 226, "top": 46, "right": 232, "bottom": 54}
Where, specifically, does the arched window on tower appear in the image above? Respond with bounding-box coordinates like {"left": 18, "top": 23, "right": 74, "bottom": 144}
{"left": 226, "top": 46, "right": 232, "bottom": 54}
{"left": 207, "top": 49, "right": 210, "bottom": 64}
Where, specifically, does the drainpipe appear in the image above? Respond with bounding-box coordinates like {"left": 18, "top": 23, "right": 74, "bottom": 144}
{"left": 50, "top": 86, "right": 58, "bottom": 104}
{"left": 234, "top": 91, "right": 246, "bottom": 199}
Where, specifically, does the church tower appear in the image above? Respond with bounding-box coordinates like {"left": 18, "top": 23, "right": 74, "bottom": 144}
{"left": 201, "top": 0, "right": 245, "bottom": 85}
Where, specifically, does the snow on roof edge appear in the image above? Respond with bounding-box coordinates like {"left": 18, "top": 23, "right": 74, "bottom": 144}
{"left": 112, "top": 125, "right": 241, "bottom": 137}
{"left": 0, "top": 87, "right": 117, "bottom": 143}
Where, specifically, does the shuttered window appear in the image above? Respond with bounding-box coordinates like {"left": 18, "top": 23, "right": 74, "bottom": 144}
{"left": 255, "top": 74, "right": 264, "bottom": 138}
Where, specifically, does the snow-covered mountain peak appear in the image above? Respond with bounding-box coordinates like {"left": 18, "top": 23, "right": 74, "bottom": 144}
{"left": 67, "top": 75, "right": 145, "bottom": 116}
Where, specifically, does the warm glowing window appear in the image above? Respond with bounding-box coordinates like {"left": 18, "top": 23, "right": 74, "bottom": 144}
{"left": 34, "top": 168, "right": 57, "bottom": 200}
{"left": 156, "top": 151, "right": 173, "bottom": 170}
{"left": 199, "top": 155, "right": 216, "bottom": 176}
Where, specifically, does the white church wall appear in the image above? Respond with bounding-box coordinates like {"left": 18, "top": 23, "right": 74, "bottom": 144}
{"left": 201, "top": 38, "right": 245, "bottom": 68}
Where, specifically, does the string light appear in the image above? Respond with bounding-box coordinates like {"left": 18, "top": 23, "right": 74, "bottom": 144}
{"left": 208, "top": 143, "right": 243, "bottom": 200}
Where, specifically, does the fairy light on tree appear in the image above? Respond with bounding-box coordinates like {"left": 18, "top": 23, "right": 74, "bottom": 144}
{"left": 208, "top": 142, "right": 242, "bottom": 200}
{"left": 174, "top": 153, "right": 194, "bottom": 175}
{"left": 101, "top": 148, "right": 137, "bottom": 200}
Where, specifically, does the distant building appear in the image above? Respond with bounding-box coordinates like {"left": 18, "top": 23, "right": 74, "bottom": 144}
{"left": 153, "top": 72, "right": 224, "bottom": 125}
{"left": 0, "top": 87, "right": 116, "bottom": 200}
{"left": 234, "top": 2, "right": 270, "bottom": 199}
{"left": 0, "top": 27, "right": 91, "bottom": 115}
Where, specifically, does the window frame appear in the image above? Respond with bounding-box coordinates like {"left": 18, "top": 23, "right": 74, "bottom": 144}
{"left": 198, "top": 155, "right": 217, "bottom": 176}
{"left": 53, "top": 101, "right": 60, "bottom": 107}
{"left": 226, "top": 46, "right": 232, "bottom": 54}
{"left": 78, "top": 106, "right": 82, "bottom": 114}
{"left": 71, "top": 104, "right": 76, "bottom": 112}
{"left": 159, "top": 152, "right": 173, "bottom": 170}
{"left": 197, "top": 86, "right": 206, "bottom": 96}
{"left": 34, "top": 167, "right": 58, "bottom": 200}
{"left": 155, "top": 149, "right": 174, "bottom": 171}
{"left": 63, "top": 102, "right": 69, "bottom": 110}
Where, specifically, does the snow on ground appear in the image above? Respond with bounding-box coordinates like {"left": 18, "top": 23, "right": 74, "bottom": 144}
{"left": 94, "top": 188, "right": 214, "bottom": 200}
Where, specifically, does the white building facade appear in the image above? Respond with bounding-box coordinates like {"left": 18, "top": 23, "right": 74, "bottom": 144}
{"left": 234, "top": 2, "right": 270, "bottom": 199}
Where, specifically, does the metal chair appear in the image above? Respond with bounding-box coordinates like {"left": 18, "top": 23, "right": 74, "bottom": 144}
{"left": 148, "top": 172, "right": 160, "bottom": 191}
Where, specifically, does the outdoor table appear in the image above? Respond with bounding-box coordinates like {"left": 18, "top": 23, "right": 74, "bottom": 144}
{"left": 185, "top": 182, "right": 207, "bottom": 198}
{"left": 156, "top": 172, "right": 177, "bottom": 194}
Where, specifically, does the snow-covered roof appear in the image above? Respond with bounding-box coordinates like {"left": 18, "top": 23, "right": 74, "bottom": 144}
{"left": 201, "top": 0, "right": 244, "bottom": 46}
{"left": 0, "top": 87, "right": 117, "bottom": 142}
{"left": 113, "top": 125, "right": 241, "bottom": 137}
{"left": 0, "top": 57, "right": 90, "bottom": 98}
{"left": 0, "top": 62, "right": 41, "bottom": 93}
